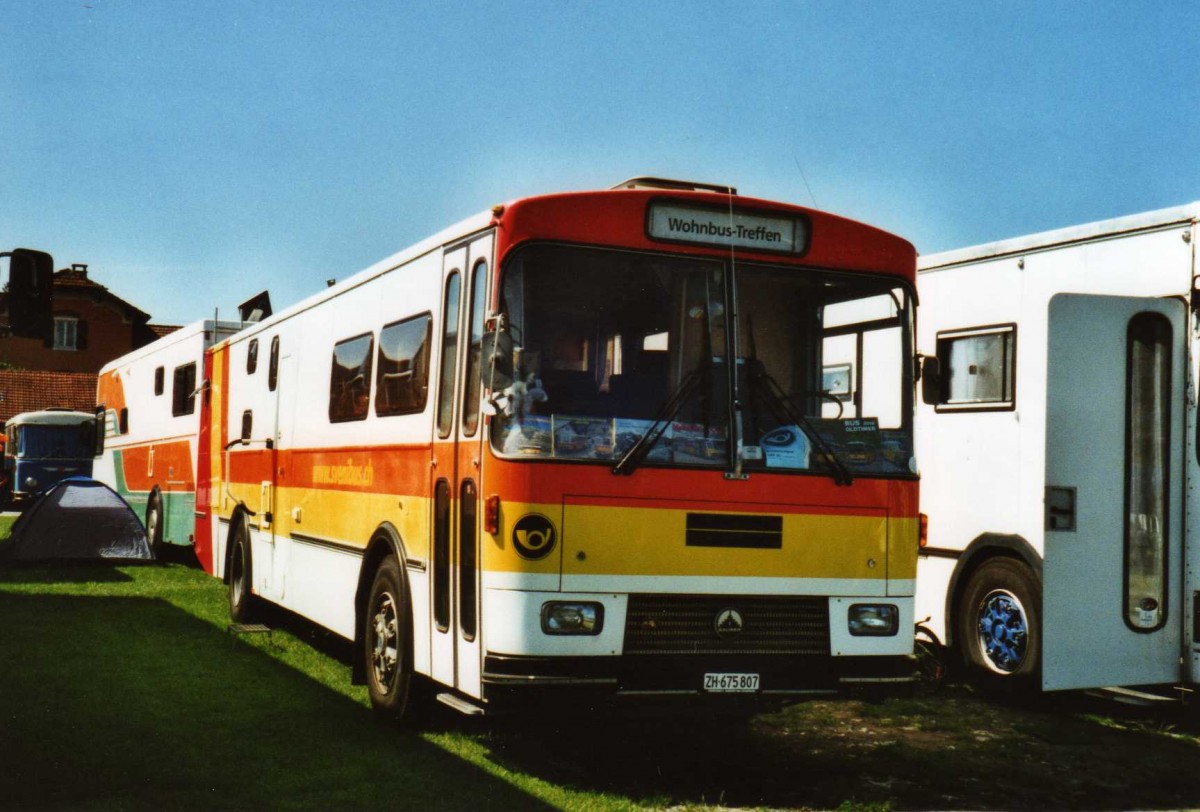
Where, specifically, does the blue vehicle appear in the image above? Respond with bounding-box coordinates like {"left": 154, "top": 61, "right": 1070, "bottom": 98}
{"left": 3, "top": 409, "right": 97, "bottom": 508}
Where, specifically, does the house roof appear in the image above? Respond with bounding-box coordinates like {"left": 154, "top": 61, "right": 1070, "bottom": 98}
{"left": 52, "top": 267, "right": 151, "bottom": 324}
{"left": 0, "top": 370, "right": 96, "bottom": 425}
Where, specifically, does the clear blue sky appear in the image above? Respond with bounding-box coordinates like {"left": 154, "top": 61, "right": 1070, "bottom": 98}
{"left": 3, "top": 2, "right": 1198, "bottom": 325}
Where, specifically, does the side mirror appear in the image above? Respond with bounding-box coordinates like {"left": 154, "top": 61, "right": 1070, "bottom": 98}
{"left": 92, "top": 405, "right": 106, "bottom": 457}
{"left": 919, "top": 355, "right": 941, "bottom": 405}
{"left": 481, "top": 330, "right": 514, "bottom": 392}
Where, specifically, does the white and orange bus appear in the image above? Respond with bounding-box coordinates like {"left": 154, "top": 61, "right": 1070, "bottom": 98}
{"left": 96, "top": 320, "right": 241, "bottom": 555}
{"left": 196, "top": 177, "right": 920, "bottom": 718}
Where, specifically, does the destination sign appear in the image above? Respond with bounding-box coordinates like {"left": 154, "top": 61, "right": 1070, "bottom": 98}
{"left": 647, "top": 202, "right": 807, "bottom": 254}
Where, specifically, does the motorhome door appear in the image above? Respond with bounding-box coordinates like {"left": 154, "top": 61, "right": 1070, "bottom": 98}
{"left": 1043, "top": 293, "right": 1185, "bottom": 690}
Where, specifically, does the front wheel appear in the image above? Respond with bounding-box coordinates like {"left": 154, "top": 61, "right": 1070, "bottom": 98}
{"left": 228, "top": 522, "right": 258, "bottom": 622}
{"left": 364, "top": 557, "right": 414, "bottom": 720}
{"left": 956, "top": 557, "right": 1041, "bottom": 690}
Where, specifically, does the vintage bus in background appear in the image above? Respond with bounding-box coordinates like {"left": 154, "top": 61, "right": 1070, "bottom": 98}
{"left": 95, "top": 319, "right": 240, "bottom": 554}
{"left": 915, "top": 201, "right": 1200, "bottom": 695}
{"left": 197, "top": 177, "right": 921, "bottom": 719}
{"left": 3, "top": 409, "right": 97, "bottom": 507}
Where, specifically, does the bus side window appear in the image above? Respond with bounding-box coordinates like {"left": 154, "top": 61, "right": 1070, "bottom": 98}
{"left": 329, "top": 333, "right": 374, "bottom": 423}
{"left": 268, "top": 336, "right": 280, "bottom": 392}
{"left": 376, "top": 313, "right": 432, "bottom": 417}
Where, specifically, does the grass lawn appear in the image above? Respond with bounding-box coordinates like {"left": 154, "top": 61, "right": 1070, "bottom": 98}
{"left": 2, "top": 545, "right": 1200, "bottom": 810}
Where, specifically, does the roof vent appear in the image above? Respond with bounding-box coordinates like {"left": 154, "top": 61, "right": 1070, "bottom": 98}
{"left": 71, "top": 263, "right": 88, "bottom": 277}
{"left": 238, "top": 290, "right": 273, "bottom": 324}
{"left": 610, "top": 177, "right": 737, "bottom": 195}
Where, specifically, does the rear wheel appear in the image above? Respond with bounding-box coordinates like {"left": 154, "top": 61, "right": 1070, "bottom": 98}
{"left": 957, "top": 557, "right": 1041, "bottom": 690}
{"left": 145, "top": 491, "right": 164, "bottom": 559}
{"left": 228, "top": 521, "right": 257, "bottom": 622}
{"left": 364, "top": 556, "right": 414, "bottom": 720}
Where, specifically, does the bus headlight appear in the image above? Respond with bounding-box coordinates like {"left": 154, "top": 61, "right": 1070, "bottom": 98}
{"left": 24, "top": 476, "right": 38, "bottom": 490}
{"left": 541, "top": 602, "right": 603, "bottom": 635}
{"left": 848, "top": 604, "right": 899, "bottom": 636}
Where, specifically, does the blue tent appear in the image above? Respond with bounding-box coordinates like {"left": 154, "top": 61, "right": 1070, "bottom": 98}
{"left": 1, "top": 477, "right": 152, "bottom": 562}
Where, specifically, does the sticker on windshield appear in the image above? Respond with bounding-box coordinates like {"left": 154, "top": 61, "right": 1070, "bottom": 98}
{"left": 762, "top": 426, "right": 811, "bottom": 469}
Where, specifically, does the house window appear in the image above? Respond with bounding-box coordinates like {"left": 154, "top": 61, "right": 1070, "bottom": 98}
{"left": 935, "top": 324, "right": 1017, "bottom": 412}
{"left": 53, "top": 317, "right": 79, "bottom": 350}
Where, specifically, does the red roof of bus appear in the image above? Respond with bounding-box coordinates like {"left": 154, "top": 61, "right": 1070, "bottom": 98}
{"left": 494, "top": 188, "right": 916, "bottom": 283}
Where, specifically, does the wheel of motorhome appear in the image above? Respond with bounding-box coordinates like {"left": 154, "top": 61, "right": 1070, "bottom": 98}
{"left": 365, "top": 556, "right": 413, "bottom": 718}
{"left": 145, "top": 490, "right": 163, "bottom": 558}
{"left": 228, "top": 521, "right": 257, "bottom": 623}
{"left": 957, "top": 558, "right": 1040, "bottom": 686}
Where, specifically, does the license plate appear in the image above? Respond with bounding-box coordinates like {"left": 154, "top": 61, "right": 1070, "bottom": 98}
{"left": 703, "top": 672, "right": 760, "bottom": 693}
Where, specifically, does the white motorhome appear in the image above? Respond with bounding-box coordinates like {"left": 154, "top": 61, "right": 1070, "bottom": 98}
{"left": 915, "top": 202, "right": 1200, "bottom": 692}
{"left": 94, "top": 319, "right": 240, "bottom": 553}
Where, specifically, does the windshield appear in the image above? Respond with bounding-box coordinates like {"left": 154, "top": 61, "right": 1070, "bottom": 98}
{"left": 15, "top": 423, "right": 95, "bottom": 460}
{"left": 489, "top": 244, "right": 914, "bottom": 477}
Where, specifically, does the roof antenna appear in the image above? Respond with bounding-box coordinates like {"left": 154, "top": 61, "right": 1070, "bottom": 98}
{"left": 793, "top": 154, "right": 818, "bottom": 208}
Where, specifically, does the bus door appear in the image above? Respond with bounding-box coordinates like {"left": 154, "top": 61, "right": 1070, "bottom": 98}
{"left": 1043, "top": 293, "right": 1185, "bottom": 690}
{"left": 260, "top": 344, "right": 294, "bottom": 602}
{"left": 429, "top": 234, "right": 492, "bottom": 698}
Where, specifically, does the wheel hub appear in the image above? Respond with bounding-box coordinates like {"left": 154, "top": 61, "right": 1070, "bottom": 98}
{"left": 977, "top": 589, "right": 1028, "bottom": 674}
{"left": 371, "top": 593, "right": 399, "bottom": 692}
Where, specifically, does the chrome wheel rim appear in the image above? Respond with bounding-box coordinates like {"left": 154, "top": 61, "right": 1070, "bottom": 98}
{"left": 977, "top": 589, "right": 1029, "bottom": 674}
{"left": 371, "top": 592, "right": 399, "bottom": 693}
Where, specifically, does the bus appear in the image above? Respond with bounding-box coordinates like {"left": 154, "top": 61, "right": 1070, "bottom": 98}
{"left": 197, "top": 177, "right": 920, "bottom": 718}
{"left": 914, "top": 201, "right": 1200, "bottom": 693}
{"left": 3, "top": 409, "right": 97, "bottom": 507}
{"left": 96, "top": 319, "right": 241, "bottom": 555}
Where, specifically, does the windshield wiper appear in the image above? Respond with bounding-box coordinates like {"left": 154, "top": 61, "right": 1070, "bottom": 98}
{"left": 747, "top": 365, "right": 854, "bottom": 486}
{"left": 612, "top": 367, "right": 704, "bottom": 476}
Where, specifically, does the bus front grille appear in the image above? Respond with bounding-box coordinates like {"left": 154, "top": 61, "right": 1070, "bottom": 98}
{"left": 623, "top": 594, "right": 830, "bottom": 655}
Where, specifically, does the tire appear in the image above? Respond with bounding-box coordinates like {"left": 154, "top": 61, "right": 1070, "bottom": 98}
{"left": 145, "top": 491, "right": 164, "bottom": 559}
{"left": 364, "top": 556, "right": 414, "bottom": 720}
{"left": 956, "top": 557, "right": 1041, "bottom": 690}
{"left": 228, "top": 521, "right": 258, "bottom": 623}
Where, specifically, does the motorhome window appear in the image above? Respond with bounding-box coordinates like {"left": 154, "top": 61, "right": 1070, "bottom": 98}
{"left": 935, "top": 325, "right": 1016, "bottom": 411}
{"left": 329, "top": 333, "right": 374, "bottom": 423}
{"left": 490, "top": 244, "right": 914, "bottom": 475}
{"left": 119, "top": 408, "right": 129, "bottom": 434}
{"left": 462, "top": 260, "right": 489, "bottom": 436}
{"left": 268, "top": 336, "right": 280, "bottom": 392}
{"left": 172, "top": 363, "right": 197, "bottom": 417}
{"left": 435, "top": 272, "right": 462, "bottom": 439}
{"left": 247, "top": 339, "right": 259, "bottom": 375}
{"left": 154, "top": 366, "right": 165, "bottom": 396}
{"left": 241, "top": 410, "right": 253, "bottom": 442}
{"left": 376, "top": 314, "right": 432, "bottom": 417}
{"left": 1124, "top": 312, "right": 1171, "bottom": 633}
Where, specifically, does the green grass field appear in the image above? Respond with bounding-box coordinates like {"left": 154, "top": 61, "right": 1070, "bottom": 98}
{"left": 3, "top": 529, "right": 1200, "bottom": 810}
